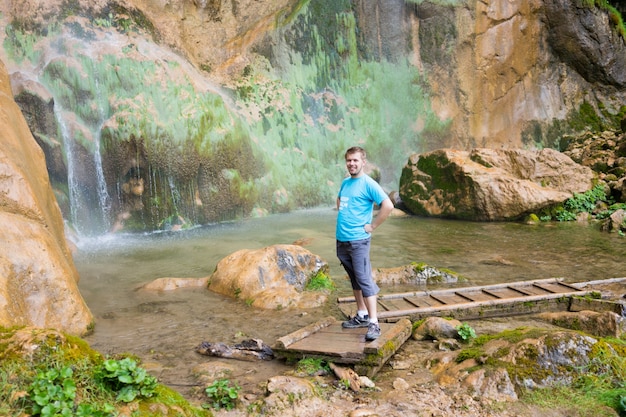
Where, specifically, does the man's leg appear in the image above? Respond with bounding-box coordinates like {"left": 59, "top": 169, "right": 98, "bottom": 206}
{"left": 353, "top": 289, "right": 367, "bottom": 312}
{"left": 338, "top": 241, "right": 369, "bottom": 328}
{"left": 364, "top": 294, "right": 378, "bottom": 323}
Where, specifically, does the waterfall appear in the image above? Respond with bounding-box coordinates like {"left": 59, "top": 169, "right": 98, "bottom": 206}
{"left": 54, "top": 104, "right": 85, "bottom": 235}
{"left": 54, "top": 102, "right": 110, "bottom": 237}
{"left": 93, "top": 78, "right": 112, "bottom": 232}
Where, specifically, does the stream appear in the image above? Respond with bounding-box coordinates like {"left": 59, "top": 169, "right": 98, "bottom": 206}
{"left": 75, "top": 207, "right": 626, "bottom": 398}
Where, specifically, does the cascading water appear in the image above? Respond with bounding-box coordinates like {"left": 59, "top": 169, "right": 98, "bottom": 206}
{"left": 92, "top": 78, "right": 112, "bottom": 232}
{"left": 54, "top": 104, "right": 86, "bottom": 235}
{"left": 54, "top": 102, "right": 111, "bottom": 237}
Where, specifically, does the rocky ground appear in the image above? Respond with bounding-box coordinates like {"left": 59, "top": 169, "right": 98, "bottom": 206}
{"left": 193, "top": 318, "right": 592, "bottom": 417}
{"left": 183, "top": 309, "right": 623, "bottom": 417}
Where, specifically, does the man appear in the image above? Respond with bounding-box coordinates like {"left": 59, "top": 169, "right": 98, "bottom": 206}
{"left": 336, "top": 146, "right": 394, "bottom": 341}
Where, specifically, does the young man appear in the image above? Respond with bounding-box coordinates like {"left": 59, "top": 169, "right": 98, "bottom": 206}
{"left": 336, "top": 146, "right": 394, "bottom": 341}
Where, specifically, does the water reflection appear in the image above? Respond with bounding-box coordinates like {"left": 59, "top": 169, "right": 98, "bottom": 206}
{"left": 75, "top": 208, "right": 625, "bottom": 391}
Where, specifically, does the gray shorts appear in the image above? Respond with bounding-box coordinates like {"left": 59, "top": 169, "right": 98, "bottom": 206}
{"left": 336, "top": 238, "right": 380, "bottom": 298}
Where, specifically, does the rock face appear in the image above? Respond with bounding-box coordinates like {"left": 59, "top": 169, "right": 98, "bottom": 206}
{"left": 399, "top": 148, "right": 596, "bottom": 221}
{"left": 544, "top": 0, "right": 626, "bottom": 87}
{"left": 420, "top": 0, "right": 626, "bottom": 150}
{"left": 0, "top": 60, "right": 93, "bottom": 335}
{"left": 208, "top": 244, "right": 329, "bottom": 310}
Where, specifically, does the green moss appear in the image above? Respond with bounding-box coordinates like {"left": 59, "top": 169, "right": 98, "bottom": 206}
{"left": 411, "top": 262, "right": 428, "bottom": 273}
{"left": 455, "top": 346, "right": 484, "bottom": 363}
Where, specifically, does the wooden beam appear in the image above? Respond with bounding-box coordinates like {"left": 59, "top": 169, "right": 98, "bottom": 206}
{"left": 377, "top": 290, "right": 592, "bottom": 319}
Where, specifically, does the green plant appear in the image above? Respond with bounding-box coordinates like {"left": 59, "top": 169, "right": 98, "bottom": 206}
{"left": 204, "top": 379, "right": 240, "bottom": 411}
{"left": 554, "top": 185, "right": 608, "bottom": 221}
{"left": 28, "top": 366, "right": 77, "bottom": 417}
{"left": 98, "top": 357, "right": 158, "bottom": 402}
{"left": 295, "top": 357, "right": 330, "bottom": 375}
{"left": 456, "top": 323, "right": 477, "bottom": 342}
{"left": 305, "top": 270, "right": 335, "bottom": 291}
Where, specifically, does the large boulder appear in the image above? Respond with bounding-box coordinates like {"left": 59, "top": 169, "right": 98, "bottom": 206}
{"left": 0, "top": 59, "right": 93, "bottom": 335}
{"left": 399, "top": 148, "right": 596, "bottom": 221}
{"left": 208, "top": 244, "right": 329, "bottom": 310}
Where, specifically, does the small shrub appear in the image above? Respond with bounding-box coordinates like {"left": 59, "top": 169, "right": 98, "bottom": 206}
{"left": 28, "top": 366, "right": 76, "bottom": 417}
{"left": 305, "top": 270, "right": 335, "bottom": 291}
{"left": 204, "top": 379, "right": 241, "bottom": 411}
{"left": 456, "top": 323, "right": 477, "bottom": 342}
{"left": 27, "top": 365, "right": 116, "bottom": 417}
{"left": 98, "top": 357, "right": 158, "bottom": 402}
{"left": 553, "top": 185, "right": 609, "bottom": 221}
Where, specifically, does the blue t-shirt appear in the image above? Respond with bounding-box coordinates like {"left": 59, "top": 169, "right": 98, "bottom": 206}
{"left": 336, "top": 175, "right": 388, "bottom": 242}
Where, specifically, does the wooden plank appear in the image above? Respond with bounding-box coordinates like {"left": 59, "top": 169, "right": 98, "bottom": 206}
{"left": 569, "top": 297, "right": 626, "bottom": 314}
{"left": 507, "top": 286, "right": 533, "bottom": 296}
{"left": 275, "top": 316, "right": 336, "bottom": 349}
{"left": 336, "top": 278, "right": 566, "bottom": 303}
{"left": 273, "top": 318, "right": 413, "bottom": 375}
{"left": 481, "top": 289, "right": 502, "bottom": 298}
{"left": 569, "top": 277, "right": 626, "bottom": 288}
{"left": 403, "top": 297, "right": 422, "bottom": 308}
{"left": 455, "top": 292, "right": 475, "bottom": 302}
{"left": 355, "top": 319, "right": 412, "bottom": 377}
{"left": 454, "top": 291, "right": 494, "bottom": 302}
{"left": 408, "top": 296, "right": 573, "bottom": 321}
{"left": 377, "top": 290, "right": 592, "bottom": 319}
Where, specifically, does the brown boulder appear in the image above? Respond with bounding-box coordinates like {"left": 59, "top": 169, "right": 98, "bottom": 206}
{"left": 537, "top": 310, "right": 626, "bottom": 338}
{"left": 208, "top": 244, "right": 329, "bottom": 310}
{"left": 399, "top": 148, "right": 595, "bottom": 221}
{"left": 0, "top": 59, "right": 93, "bottom": 335}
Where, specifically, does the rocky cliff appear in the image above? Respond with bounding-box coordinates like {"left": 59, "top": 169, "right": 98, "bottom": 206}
{"left": 0, "top": 60, "right": 93, "bottom": 335}
{"left": 0, "top": 0, "right": 624, "bottom": 234}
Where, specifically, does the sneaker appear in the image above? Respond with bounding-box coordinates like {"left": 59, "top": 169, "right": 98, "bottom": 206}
{"left": 342, "top": 315, "right": 369, "bottom": 328}
{"left": 365, "top": 322, "right": 381, "bottom": 341}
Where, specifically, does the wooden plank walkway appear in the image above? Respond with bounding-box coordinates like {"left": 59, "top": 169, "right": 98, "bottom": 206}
{"left": 273, "top": 316, "right": 412, "bottom": 377}
{"left": 273, "top": 277, "right": 625, "bottom": 377}
{"left": 337, "top": 277, "right": 626, "bottom": 322}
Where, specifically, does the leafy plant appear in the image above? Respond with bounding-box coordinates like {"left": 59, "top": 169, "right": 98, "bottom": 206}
{"left": 204, "top": 379, "right": 241, "bottom": 411}
{"left": 98, "top": 357, "right": 158, "bottom": 402}
{"left": 456, "top": 323, "right": 477, "bottom": 342}
{"left": 554, "top": 185, "right": 608, "bottom": 221}
{"left": 305, "top": 270, "right": 335, "bottom": 291}
{"left": 28, "top": 366, "right": 77, "bottom": 417}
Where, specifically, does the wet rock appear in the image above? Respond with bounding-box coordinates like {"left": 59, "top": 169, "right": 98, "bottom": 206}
{"left": 191, "top": 360, "right": 236, "bottom": 385}
{"left": 602, "top": 208, "right": 626, "bottom": 233}
{"left": 264, "top": 376, "right": 316, "bottom": 409}
{"left": 399, "top": 148, "right": 595, "bottom": 221}
{"left": 462, "top": 367, "right": 518, "bottom": 403}
{"left": 544, "top": 0, "right": 626, "bottom": 87}
{"left": 137, "top": 277, "right": 209, "bottom": 291}
{"left": 208, "top": 244, "right": 329, "bottom": 309}
{"left": 498, "top": 331, "right": 597, "bottom": 388}
{"left": 0, "top": 60, "right": 93, "bottom": 335}
{"left": 536, "top": 310, "right": 626, "bottom": 338}
{"left": 413, "top": 317, "right": 463, "bottom": 341}
{"left": 373, "top": 263, "right": 460, "bottom": 285}
{"left": 392, "top": 377, "right": 410, "bottom": 391}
